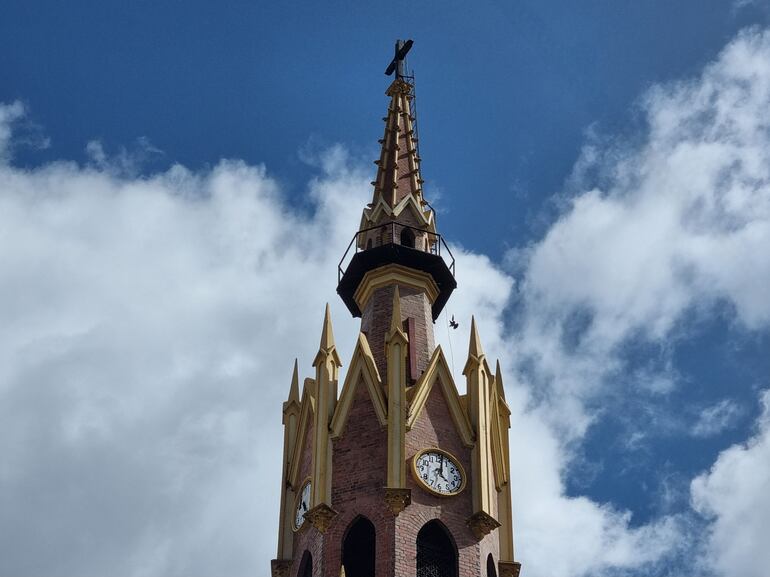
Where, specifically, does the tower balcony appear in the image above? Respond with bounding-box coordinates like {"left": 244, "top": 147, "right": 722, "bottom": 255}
{"left": 337, "top": 222, "right": 456, "bottom": 321}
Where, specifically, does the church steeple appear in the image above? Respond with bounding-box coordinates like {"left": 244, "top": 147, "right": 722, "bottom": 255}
{"left": 272, "top": 41, "right": 520, "bottom": 577}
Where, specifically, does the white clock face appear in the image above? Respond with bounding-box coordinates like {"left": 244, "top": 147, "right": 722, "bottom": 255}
{"left": 414, "top": 450, "right": 464, "bottom": 495}
{"left": 294, "top": 480, "right": 311, "bottom": 530}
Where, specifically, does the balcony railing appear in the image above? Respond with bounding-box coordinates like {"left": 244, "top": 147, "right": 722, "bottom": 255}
{"left": 338, "top": 222, "right": 456, "bottom": 283}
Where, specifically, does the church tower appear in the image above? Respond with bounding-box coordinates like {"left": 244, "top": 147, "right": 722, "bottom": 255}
{"left": 271, "top": 41, "right": 521, "bottom": 577}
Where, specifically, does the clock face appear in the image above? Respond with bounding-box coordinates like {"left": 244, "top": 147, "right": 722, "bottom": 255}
{"left": 413, "top": 449, "right": 465, "bottom": 496}
{"left": 293, "top": 479, "right": 311, "bottom": 530}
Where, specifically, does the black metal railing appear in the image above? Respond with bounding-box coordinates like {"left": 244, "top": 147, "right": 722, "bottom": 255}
{"left": 338, "top": 222, "right": 456, "bottom": 283}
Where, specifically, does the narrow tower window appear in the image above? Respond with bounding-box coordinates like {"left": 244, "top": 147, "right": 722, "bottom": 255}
{"left": 400, "top": 226, "right": 415, "bottom": 248}
{"left": 342, "top": 516, "right": 376, "bottom": 577}
{"left": 366, "top": 238, "right": 373, "bottom": 250}
{"left": 417, "top": 520, "right": 458, "bottom": 577}
{"left": 298, "top": 551, "right": 312, "bottom": 577}
{"left": 487, "top": 554, "right": 497, "bottom": 577}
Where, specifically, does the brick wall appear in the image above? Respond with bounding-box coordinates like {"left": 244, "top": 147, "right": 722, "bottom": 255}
{"left": 360, "top": 283, "right": 435, "bottom": 382}
{"left": 395, "top": 380, "right": 490, "bottom": 576}
{"left": 325, "top": 380, "right": 392, "bottom": 576}
{"left": 289, "top": 418, "right": 322, "bottom": 576}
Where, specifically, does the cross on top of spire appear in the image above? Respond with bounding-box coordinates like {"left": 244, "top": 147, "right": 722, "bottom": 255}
{"left": 384, "top": 39, "right": 414, "bottom": 80}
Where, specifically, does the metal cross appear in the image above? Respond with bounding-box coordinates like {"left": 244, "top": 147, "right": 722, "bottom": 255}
{"left": 384, "top": 39, "right": 414, "bottom": 79}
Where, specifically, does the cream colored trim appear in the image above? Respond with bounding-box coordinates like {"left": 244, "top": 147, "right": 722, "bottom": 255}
{"left": 362, "top": 194, "right": 435, "bottom": 233}
{"left": 410, "top": 446, "right": 468, "bottom": 497}
{"left": 490, "top": 387, "right": 506, "bottom": 490}
{"left": 353, "top": 265, "right": 439, "bottom": 312}
{"left": 406, "top": 346, "right": 474, "bottom": 448}
{"left": 330, "top": 333, "right": 387, "bottom": 438}
{"left": 288, "top": 380, "right": 315, "bottom": 489}
{"left": 466, "top": 342, "right": 496, "bottom": 519}
{"left": 386, "top": 288, "right": 409, "bottom": 490}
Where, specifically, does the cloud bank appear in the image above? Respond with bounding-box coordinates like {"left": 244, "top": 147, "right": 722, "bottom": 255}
{"left": 1, "top": 25, "right": 770, "bottom": 577}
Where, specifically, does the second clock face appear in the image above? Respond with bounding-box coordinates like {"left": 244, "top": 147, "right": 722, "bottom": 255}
{"left": 294, "top": 479, "right": 311, "bottom": 530}
{"left": 413, "top": 449, "right": 465, "bottom": 496}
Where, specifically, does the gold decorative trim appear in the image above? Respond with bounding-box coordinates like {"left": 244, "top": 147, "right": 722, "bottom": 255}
{"left": 287, "top": 381, "right": 315, "bottom": 488}
{"left": 292, "top": 477, "right": 312, "bottom": 532}
{"left": 353, "top": 264, "right": 439, "bottom": 312}
{"left": 305, "top": 502, "right": 338, "bottom": 534}
{"left": 406, "top": 346, "right": 475, "bottom": 447}
{"left": 467, "top": 510, "right": 501, "bottom": 540}
{"left": 270, "top": 559, "right": 292, "bottom": 577}
{"left": 498, "top": 561, "right": 522, "bottom": 577}
{"left": 330, "top": 333, "right": 386, "bottom": 439}
{"left": 411, "top": 447, "right": 467, "bottom": 498}
{"left": 386, "top": 78, "right": 413, "bottom": 96}
{"left": 384, "top": 487, "right": 411, "bottom": 515}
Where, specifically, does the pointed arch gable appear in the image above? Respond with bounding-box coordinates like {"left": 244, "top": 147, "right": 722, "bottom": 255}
{"left": 288, "top": 380, "right": 315, "bottom": 488}
{"left": 489, "top": 387, "right": 506, "bottom": 490}
{"left": 490, "top": 374, "right": 512, "bottom": 489}
{"left": 407, "top": 346, "right": 474, "bottom": 447}
{"left": 330, "top": 333, "right": 387, "bottom": 439}
{"left": 363, "top": 194, "right": 435, "bottom": 232}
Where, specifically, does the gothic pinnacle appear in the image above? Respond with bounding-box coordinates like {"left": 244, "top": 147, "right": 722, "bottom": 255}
{"left": 463, "top": 316, "right": 486, "bottom": 376}
{"left": 320, "top": 303, "right": 335, "bottom": 351}
{"left": 468, "top": 316, "right": 485, "bottom": 360}
{"left": 313, "top": 303, "right": 342, "bottom": 368}
{"left": 287, "top": 358, "right": 300, "bottom": 404}
{"left": 390, "top": 286, "right": 403, "bottom": 333}
{"left": 495, "top": 359, "right": 506, "bottom": 401}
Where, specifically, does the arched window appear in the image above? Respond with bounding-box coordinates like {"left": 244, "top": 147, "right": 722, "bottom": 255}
{"left": 487, "top": 554, "right": 497, "bottom": 577}
{"left": 366, "top": 238, "right": 373, "bottom": 250}
{"left": 342, "top": 516, "right": 376, "bottom": 577}
{"left": 298, "top": 550, "right": 312, "bottom": 577}
{"left": 417, "top": 520, "right": 457, "bottom": 577}
{"left": 400, "top": 227, "right": 415, "bottom": 248}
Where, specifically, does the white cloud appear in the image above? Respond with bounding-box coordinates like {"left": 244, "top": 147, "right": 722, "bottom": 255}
{"left": 0, "top": 100, "right": 25, "bottom": 160}
{"left": 2, "top": 23, "right": 770, "bottom": 577}
{"left": 0, "top": 100, "right": 683, "bottom": 577}
{"left": 691, "top": 399, "right": 743, "bottom": 438}
{"left": 691, "top": 390, "right": 770, "bottom": 577}
{"left": 511, "top": 27, "right": 770, "bottom": 438}
{"left": 502, "top": 27, "right": 770, "bottom": 576}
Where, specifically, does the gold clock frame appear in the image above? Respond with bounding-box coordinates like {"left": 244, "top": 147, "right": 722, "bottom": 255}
{"left": 411, "top": 447, "right": 467, "bottom": 497}
{"left": 292, "top": 476, "right": 312, "bottom": 531}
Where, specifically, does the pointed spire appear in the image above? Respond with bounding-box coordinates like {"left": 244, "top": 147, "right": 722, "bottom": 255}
{"left": 495, "top": 359, "right": 506, "bottom": 401}
{"left": 369, "top": 79, "right": 424, "bottom": 210}
{"left": 288, "top": 359, "right": 300, "bottom": 404}
{"left": 313, "top": 303, "right": 342, "bottom": 368}
{"left": 390, "top": 286, "right": 403, "bottom": 332}
{"left": 319, "top": 303, "right": 335, "bottom": 351}
{"left": 463, "top": 316, "right": 487, "bottom": 376}
{"left": 468, "top": 316, "right": 485, "bottom": 360}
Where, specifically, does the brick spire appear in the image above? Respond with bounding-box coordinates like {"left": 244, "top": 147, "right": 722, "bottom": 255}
{"left": 358, "top": 78, "right": 436, "bottom": 240}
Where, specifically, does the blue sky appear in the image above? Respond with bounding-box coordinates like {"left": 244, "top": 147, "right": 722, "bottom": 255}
{"left": 2, "top": 2, "right": 770, "bottom": 576}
